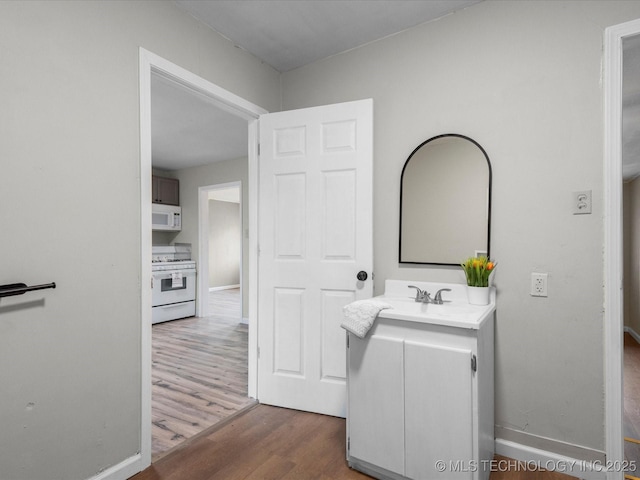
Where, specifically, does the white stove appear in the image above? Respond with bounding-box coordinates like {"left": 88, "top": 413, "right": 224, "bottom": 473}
{"left": 151, "top": 245, "right": 196, "bottom": 324}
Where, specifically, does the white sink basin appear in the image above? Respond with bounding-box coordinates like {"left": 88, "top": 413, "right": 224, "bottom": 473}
{"left": 375, "top": 280, "right": 495, "bottom": 329}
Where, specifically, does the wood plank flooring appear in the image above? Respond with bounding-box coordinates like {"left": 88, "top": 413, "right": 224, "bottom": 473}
{"left": 134, "top": 404, "right": 573, "bottom": 480}
{"left": 145, "top": 289, "right": 587, "bottom": 478}
{"left": 152, "top": 288, "right": 252, "bottom": 460}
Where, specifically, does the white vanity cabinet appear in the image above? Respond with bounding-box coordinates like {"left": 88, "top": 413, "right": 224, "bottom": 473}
{"left": 346, "top": 281, "right": 495, "bottom": 480}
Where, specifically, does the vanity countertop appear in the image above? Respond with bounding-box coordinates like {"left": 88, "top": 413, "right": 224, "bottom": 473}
{"left": 376, "top": 280, "right": 495, "bottom": 330}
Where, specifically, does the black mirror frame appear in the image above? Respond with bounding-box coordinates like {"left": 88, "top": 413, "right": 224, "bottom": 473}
{"left": 399, "top": 133, "right": 493, "bottom": 266}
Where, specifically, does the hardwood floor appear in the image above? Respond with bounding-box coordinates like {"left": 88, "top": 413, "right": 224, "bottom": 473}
{"left": 145, "top": 289, "right": 575, "bottom": 478}
{"left": 152, "top": 288, "right": 252, "bottom": 460}
{"left": 207, "top": 287, "right": 244, "bottom": 319}
{"left": 134, "top": 404, "right": 573, "bottom": 480}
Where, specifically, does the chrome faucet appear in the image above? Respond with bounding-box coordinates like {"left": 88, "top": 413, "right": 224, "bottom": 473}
{"left": 433, "top": 288, "right": 451, "bottom": 305}
{"left": 408, "top": 285, "right": 433, "bottom": 303}
{"left": 408, "top": 286, "right": 451, "bottom": 304}
{"left": 408, "top": 285, "right": 427, "bottom": 302}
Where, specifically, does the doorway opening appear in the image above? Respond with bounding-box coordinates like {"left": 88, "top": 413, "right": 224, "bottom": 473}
{"left": 139, "top": 48, "right": 265, "bottom": 467}
{"left": 197, "top": 182, "right": 243, "bottom": 321}
{"left": 619, "top": 29, "right": 640, "bottom": 474}
{"left": 151, "top": 180, "right": 249, "bottom": 460}
{"left": 604, "top": 18, "right": 640, "bottom": 480}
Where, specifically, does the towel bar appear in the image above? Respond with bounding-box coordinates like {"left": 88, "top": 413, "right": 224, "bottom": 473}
{"left": 0, "top": 282, "right": 56, "bottom": 298}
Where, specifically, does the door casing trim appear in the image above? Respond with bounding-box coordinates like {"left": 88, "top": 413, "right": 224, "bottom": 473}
{"left": 139, "top": 47, "right": 266, "bottom": 470}
{"left": 603, "top": 18, "right": 640, "bottom": 480}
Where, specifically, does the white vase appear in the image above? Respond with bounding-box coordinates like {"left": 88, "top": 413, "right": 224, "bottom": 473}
{"left": 467, "top": 286, "right": 490, "bottom": 306}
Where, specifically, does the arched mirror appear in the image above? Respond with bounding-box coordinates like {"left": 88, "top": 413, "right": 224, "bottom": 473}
{"left": 399, "top": 134, "right": 492, "bottom": 265}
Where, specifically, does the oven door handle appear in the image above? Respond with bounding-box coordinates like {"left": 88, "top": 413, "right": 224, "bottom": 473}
{"left": 152, "top": 271, "right": 195, "bottom": 278}
{"left": 158, "top": 303, "right": 188, "bottom": 309}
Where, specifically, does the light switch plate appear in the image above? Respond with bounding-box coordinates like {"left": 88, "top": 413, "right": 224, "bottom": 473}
{"left": 573, "top": 190, "right": 592, "bottom": 215}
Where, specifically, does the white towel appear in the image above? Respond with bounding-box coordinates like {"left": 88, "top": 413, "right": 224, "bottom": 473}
{"left": 171, "top": 271, "right": 183, "bottom": 288}
{"left": 341, "top": 300, "right": 392, "bottom": 339}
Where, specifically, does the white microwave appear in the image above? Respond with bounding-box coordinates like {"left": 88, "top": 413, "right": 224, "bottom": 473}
{"left": 152, "top": 204, "right": 181, "bottom": 231}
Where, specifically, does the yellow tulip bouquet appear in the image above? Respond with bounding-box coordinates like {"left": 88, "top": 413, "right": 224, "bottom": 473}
{"left": 461, "top": 256, "right": 496, "bottom": 287}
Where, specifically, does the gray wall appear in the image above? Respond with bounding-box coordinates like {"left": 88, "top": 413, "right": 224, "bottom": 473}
{"left": 0, "top": 1, "right": 278, "bottom": 479}
{"left": 4, "top": 0, "right": 640, "bottom": 477}
{"left": 173, "top": 157, "right": 250, "bottom": 317}
{"left": 208, "top": 199, "right": 241, "bottom": 288}
{"left": 281, "top": 0, "right": 640, "bottom": 456}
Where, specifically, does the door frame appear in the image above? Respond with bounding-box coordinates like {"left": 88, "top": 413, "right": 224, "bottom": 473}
{"left": 604, "top": 18, "right": 640, "bottom": 479}
{"left": 197, "top": 181, "right": 243, "bottom": 318}
{"left": 139, "top": 48, "right": 266, "bottom": 467}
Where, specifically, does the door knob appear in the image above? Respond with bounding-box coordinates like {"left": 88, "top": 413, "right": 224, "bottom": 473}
{"left": 357, "top": 271, "right": 368, "bottom": 281}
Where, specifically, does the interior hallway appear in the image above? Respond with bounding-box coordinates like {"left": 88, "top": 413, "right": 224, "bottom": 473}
{"left": 152, "top": 288, "right": 250, "bottom": 460}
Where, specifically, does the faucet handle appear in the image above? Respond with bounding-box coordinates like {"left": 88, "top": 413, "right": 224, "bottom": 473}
{"left": 408, "top": 285, "right": 423, "bottom": 301}
{"left": 434, "top": 288, "right": 452, "bottom": 305}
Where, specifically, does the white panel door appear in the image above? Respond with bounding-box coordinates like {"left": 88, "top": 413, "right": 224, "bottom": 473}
{"left": 258, "top": 99, "right": 373, "bottom": 417}
{"left": 405, "top": 341, "right": 474, "bottom": 479}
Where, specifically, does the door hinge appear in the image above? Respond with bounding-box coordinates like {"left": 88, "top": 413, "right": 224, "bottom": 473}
{"left": 347, "top": 437, "right": 350, "bottom": 453}
{"left": 257, "top": 346, "right": 260, "bottom": 359}
{"left": 471, "top": 354, "right": 477, "bottom": 372}
{"left": 258, "top": 143, "right": 260, "bottom": 156}
{"left": 347, "top": 334, "right": 350, "bottom": 348}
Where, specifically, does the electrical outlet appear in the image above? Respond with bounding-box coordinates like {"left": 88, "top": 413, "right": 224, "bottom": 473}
{"left": 531, "top": 273, "right": 548, "bottom": 297}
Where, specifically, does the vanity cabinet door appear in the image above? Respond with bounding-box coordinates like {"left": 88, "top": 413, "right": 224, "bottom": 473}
{"left": 348, "top": 334, "right": 405, "bottom": 476}
{"left": 405, "top": 341, "right": 474, "bottom": 479}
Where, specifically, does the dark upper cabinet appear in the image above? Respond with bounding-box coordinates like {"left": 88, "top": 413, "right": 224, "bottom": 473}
{"left": 152, "top": 175, "right": 179, "bottom": 205}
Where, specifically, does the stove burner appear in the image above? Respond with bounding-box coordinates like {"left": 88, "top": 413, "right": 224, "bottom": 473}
{"left": 152, "top": 244, "right": 193, "bottom": 264}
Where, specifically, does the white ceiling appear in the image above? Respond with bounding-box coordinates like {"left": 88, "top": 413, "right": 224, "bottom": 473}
{"left": 151, "top": 74, "right": 248, "bottom": 171}
{"left": 152, "top": 0, "right": 481, "bottom": 171}
{"left": 175, "top": 0, "right": 481, "bottom": 73}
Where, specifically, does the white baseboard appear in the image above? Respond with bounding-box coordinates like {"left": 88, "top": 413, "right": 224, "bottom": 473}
{"left": 495, "top": 439, "right": 606, "bottom": 480}
{"left": 88, "top": 453, "right": 144, "bottom": 480}
{"left": 241, "top": 316, "right": 249, "bottom": 325}
{"left": 624, "top": 325, "right": 640, "bottom": 344}
{"left": 209, "top": 284, "right": 240, "bottom": 292}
